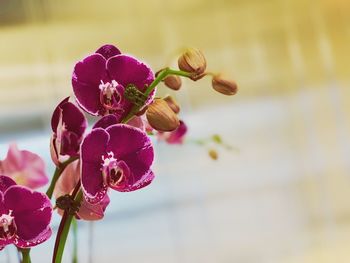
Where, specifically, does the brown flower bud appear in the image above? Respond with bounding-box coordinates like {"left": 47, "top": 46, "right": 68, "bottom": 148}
{"left": 208, "top": 149, "right": 218, "bottom": 160}
{"left": 146, "top": 99, "right": 180, "bottom": 132}
{"left": 212, "top": 75, "right": 238, "bottom": 96}
{"left": 163, "top": 95, "right": 180, "bottom": 114}
{"left": 178, "top": 48, "right": 207, "bottom": 77}
{"left": 163, "top": 75, "right": 182, "bottom": 90}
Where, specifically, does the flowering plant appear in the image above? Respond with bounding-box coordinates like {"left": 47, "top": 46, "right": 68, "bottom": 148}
{"left": 0, "top": 44, "right": 237, "bottom": 262}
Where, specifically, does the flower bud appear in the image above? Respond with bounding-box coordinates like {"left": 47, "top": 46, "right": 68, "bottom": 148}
{"left": 163, "top": 95, "right": 180, "bottom": 114}
{"left": 178, "top": 48, "right": 206, "bottom": 78}
{"left": 164, "top": 75, "right": 182, "bottom": 90}
{"left": 208, "top": 149, "right": 218, "bottom": 160}
{"left": 212, "top": 75, "right": 238, "bottom": 96}
{"left": 146, "top": 99, "right": 180, "bottom": 132}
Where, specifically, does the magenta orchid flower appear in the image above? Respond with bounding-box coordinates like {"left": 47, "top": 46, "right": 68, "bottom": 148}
{"left": 72, "top": 44, "right": 155, "bottom": 119}
{"left": 0, "top": 175, "right": 52, "bottom": 250}
{"left": 157, "top": 120, "right": 188, "bottom": 144}
{"left": 81, "top": 124, "right": 154, "bottom": 204}
{"left": 54, "top": 160, "right": 110, "bottom": 221}
{"left": 50, "top": 97, "right": 87, "bottom": 165}
{"left": 0, "top": 144, "right": 48, "bottom": 189}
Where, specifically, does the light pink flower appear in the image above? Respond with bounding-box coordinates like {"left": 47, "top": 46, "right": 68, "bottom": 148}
{"left": 53, "top": 160, "right": 110, "bottom": 221}
{"left": 0, "top": 144, "right": 48, "bottom": 189}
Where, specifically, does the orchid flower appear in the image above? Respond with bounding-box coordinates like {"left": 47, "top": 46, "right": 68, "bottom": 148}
{"left": 81, "top": 124, "right": 154, "bottom": 204}
{"left": 72, "top": 44, "right": 155, "bottom": 119}
{"left": 50, "top": 97, "right": 87, "bottom": 165}
{"left": 0, "top": 144, "right": 48, "bottom": 189}
{"left": 0, "top": 175, "right": 52, "bottom": 250}
{"left": 157, "top": 120, "right": 188, "bottom": 144}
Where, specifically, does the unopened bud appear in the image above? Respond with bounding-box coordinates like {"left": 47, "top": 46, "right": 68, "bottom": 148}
{"left": 164, "top": 75, "right": 182, "bottom": 90}
{"left": 178, "top": 48, "right": 206, "bottom": 79}
{"left": 212, "top": 75, "right": 238, "bottom": 96}
{"left": 163, "top": 95, "right": 180, "bottom": 114}
{"left": 146, "top": 99, "right": 180, "bottom": 132}
{"left": 208, "top": 149, "right": 218, "bottom": 160}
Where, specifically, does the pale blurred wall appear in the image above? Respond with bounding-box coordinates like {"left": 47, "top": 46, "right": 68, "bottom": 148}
{"left": 0, "top": 0, "right": 349, "bottom": 119}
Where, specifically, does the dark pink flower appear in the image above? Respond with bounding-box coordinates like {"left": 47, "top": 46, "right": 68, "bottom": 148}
{"left": 0, "top": 144, "right": 48, "bottom": 189}
{"left": 81, "top": 124, "right": 154, "bottom": 204}
{"left": 54, "top": 160, "right": 110, "bottom": 221}
{"left": 50, "top": 97, "right": 87, "bottom": 165}
{"left": 0, "top": 175, "right": 52, "bottom": 250}
{"left": 157, "top": 120, "right": 188, "bottom": 144}
{"left": 72, "top": 44, "right": 155, "bottom": 119}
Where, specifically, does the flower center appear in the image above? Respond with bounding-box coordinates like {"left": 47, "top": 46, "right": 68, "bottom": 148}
{"left": 0, "top": 212, "right": 17, "bottom": 240}
{"left": 101, "top": 152, "right": 126, "bottom": 188}
{"left": 99, "top": 80, "right": 124, "bottom": 113}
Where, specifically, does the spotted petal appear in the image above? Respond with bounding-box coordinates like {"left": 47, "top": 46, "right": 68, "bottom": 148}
{"left": 4, "top": 185, "right": 52, "bottom": 242}
{"left": 106, "top": 55, "right": 155, "bottom": 118}
{"left": 81, "top": 128, "right": 109, "bottom": 203}
{"left": 15, "top": 226, "right": 52, "bottom": 249}
{"left": 106, "top": 124, "right": 154, "bottom": 191}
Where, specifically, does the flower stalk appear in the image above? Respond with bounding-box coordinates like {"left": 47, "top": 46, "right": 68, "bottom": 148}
{"left": 20, "top": 248, "right": 31, "bottom": 263}
{"left": 53, "top": 181, "right": 83, "bottom": 263}
{"left": 72, "top": 218, "right": 78, "bottom": 263}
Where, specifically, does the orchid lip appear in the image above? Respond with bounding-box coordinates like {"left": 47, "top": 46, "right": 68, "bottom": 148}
{"left": 101, "top": 152, "right": 127, "bottom": 188}
{"left": 0, "top": 211, "right": 17, "bottom": 240}
{"left": 99, "top": 80, "right": 124, "bottom": 113}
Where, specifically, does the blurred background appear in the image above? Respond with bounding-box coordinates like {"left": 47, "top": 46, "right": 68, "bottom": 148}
{"left": 1, "top": 0, "right": 350, "bottom": 262}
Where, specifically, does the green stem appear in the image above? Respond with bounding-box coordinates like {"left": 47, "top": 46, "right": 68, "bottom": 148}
{"left": 72, "top": 218, "right": 78, "bottom": 263}
{"left": 21, "top": 248, "right": 31, "bottom": 263}
{"left": 122, "top": 68, "right": 192, "bottom": 123}
{"left": 53, "top": 184, "right": 83, "bottom": 263}
{"left": 46, "top": 156, "right": 78, "bottom": 199}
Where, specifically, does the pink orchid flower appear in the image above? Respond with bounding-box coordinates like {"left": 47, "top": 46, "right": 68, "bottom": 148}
{"left": 0, "top": 144, "right": 48, "bottom": 189}
{"left": 157, "top": 120, "right": 188, "bottom": 144}
{"left": 0, "top": 175, "right": 52, "bottom": 250}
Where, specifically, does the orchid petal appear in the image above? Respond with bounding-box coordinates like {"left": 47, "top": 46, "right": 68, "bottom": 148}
{"left": 4, "top": 186, "right": 52, "bottom": 242}
{"left": 1, "top": 144, "right": 48, "bottom": 189}
{"left": 95, "top": 44, "right": 121, "bottom": 60}
{"left": 72, "top": 53, "right": 108, "bottom": 115}
{"left": 81, "top": 128, "right": 109, "bottom": 203}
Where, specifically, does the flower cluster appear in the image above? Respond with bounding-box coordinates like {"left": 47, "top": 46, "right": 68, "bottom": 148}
{"left": 0, "top": 43, "right": 237, "bottom": 262}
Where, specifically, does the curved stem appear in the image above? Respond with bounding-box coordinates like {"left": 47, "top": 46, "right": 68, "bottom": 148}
{"left": 46, "top": 156, "right": 79, "bottom": 199}
{"left": 52, "top": 182, "right": 83, "bottom": 263}
{"left": 21, "top": 249, "right": 31, "bottom": 263}
{"left": 122, "top": 68, "right": 191, "bottom": 123}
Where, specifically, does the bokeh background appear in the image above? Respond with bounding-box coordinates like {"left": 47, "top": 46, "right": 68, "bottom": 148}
{"left": 1, "top": 0, "right": 350, "bottom": 262}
